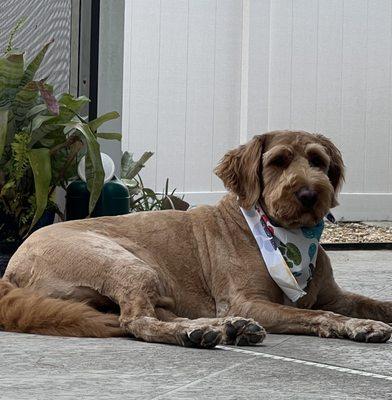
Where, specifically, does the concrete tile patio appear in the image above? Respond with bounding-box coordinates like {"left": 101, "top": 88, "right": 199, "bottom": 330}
{"left": 0, "top": 251, "right": 391, "bottom": 399}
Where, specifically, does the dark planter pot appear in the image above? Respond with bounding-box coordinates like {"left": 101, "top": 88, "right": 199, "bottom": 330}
{"left": 0, "top": 241, "right": 20, "bottom": 277}
{"left": 0, "top": 210, "right": 55, "bottom": 277}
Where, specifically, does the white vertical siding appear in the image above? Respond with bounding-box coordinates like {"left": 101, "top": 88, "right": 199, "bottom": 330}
{"left": 247, "top": 0, "right": 270, "bottom": 138}
{"left": 122, "top": 0, "right": 392, "bottom": 220}
{"left": 123, "top": 0, "right": 161, "bottom": 187}
{"left": 363, "top": 0, "right": 392, "bottom": 193}
{"left": 184, "top": 0, "right": 216, "bottom": 193}
{"left": 211, "top": 0, "right": 243, "bottom": 192}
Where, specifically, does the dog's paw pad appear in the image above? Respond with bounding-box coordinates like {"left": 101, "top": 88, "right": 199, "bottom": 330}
{"left": 185, "top": 328, "right": 222, "bottom": 349}
{"left": 224, "top": 318, "right": 266, "bottom": 346}
{"left": 348, "top": 320, "right": 392, "bottom": 343}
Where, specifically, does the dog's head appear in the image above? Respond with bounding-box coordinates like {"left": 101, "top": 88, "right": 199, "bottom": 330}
{"left": 215, "top": 130, "right": 344, "bottom": 228}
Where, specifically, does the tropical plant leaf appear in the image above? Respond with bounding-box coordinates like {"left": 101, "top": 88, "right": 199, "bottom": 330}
{"left": 5, "top": 17, "right": 26, "bottom": 54}
{"left": 96, "top": 132, "right": 122, "bottom": 141}
{"left": 59, "top": 94, "right": 90, "bottom": 113}
{"left": 37, "top": 80, "right": 59, "bottom": 115}
{"left": 121, "top": 151, "right": 154, "bottom": 180}
{"left": 65, "top": 122, "right": 104, "bottom": 213}
{"left": 88, "top": 111, "right": 119, "bottom": 132}
{"left": 161, "top": 195, "right": 189, "bottom": 211}
{"left": 0, "top": 53, "right": 24, "bottom": 104}
{"left": 0, "top": 109, "right": 8, "bottom": 161}
{"left": 19, "top": 40, "right": 53, "bottom": 87}
{"left": 29, "top": 124, "right": 62, "bottom": 148}
{"left": 121, "top": 151, "right": 133, "bottom": 178}
{"left": 12, "top": 81, "right": 39, "bottom": 130}
{"left": 26, "top": 103, "right": 48, "bottom": 118}
{"left": 30, "top": 114, "right": 57, "bottom": 132}
{"left": 27, "top": 148, "right": 52, "bottom": 232}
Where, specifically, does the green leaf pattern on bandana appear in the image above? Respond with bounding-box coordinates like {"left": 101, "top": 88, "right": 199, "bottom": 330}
{"left": 278, "top": 242, "right": 302, "bottom": 268}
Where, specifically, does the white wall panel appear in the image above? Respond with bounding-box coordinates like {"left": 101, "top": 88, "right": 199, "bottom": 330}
{"left": 155, "top": 0, "right": 188, "bottom": 192}
{"left": 247, "top": 0, "right": 270, "bottom": 138}
{"left": 184, "top": 0, "right": 216, "bottom": 193}
{"left": 123, "top": 0, "right": 161, "bottom": 187}
{"left": 363, "top": 0, "right": 391, "bottom": 193}
{"left": 340, "top": 0, "right": 368, "bottom": 193}
{"left": 268, "top": 0, "right": 293, "bottom": 130}
{"left": 211, "top": 0, "right": 243, "bottom": 192}
{"left": 122, "top": 0, "right": 392, "bottom": 220}
{"left": 315, "top": 0, "right": 343, "bottom": 149}
{"left": 290, "top": 0, "right": 318, "bottom": 131}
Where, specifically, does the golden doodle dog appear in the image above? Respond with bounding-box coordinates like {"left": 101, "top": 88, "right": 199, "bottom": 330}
{"left": 1, "top": 130, "right": 391, "bottom": 347}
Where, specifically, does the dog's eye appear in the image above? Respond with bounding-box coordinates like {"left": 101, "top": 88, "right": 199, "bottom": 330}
{"left": 270, "top": 155, "right": 289, "bottom": 168}
{"left": 309, "top": 155, "right": 326, "bottom": 169}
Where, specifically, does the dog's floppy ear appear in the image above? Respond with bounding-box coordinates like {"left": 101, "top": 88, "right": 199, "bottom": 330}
{"left": 316, "top": 134, "right": 345, "bottom": 204}
{"left": 214, "top": 134, "right": 267, "bottom": 209}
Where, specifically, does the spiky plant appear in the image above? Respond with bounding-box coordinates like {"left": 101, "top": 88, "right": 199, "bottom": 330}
{"left": 0, "top": 39, "right": 121, "bottom": 242}
{"left": 120, "top": 151, "right": 189, "bottom": 212}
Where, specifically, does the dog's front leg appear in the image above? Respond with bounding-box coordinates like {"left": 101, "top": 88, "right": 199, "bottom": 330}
{"left": 229, "top": 298, "right": 392, "bottom": 342}
{"left": 312, "top": 247, "right": 392, "bottom": 323}
{"left": 316, "top": 289, "right": 392, "bottom": 324}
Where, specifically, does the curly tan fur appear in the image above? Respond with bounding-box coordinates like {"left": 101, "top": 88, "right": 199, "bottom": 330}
{"left": 1, "top": 130, "right": 391, "bottom": 346}
{"left": 214, "top": 135, "right": 267, "bottom": 210}
{"left": 216, "top": 130, "right": 345, "bottom": 226}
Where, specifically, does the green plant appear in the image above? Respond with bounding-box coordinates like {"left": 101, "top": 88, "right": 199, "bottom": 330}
{"left": 0, "top": 39, "right": 121, "bottom": 242}
{"left": 120, "top": 151, "right": 189, "bottom": 212}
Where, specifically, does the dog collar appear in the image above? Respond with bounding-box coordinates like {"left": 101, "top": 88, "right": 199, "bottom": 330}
{"left": 240, "top": 204, "right": 324, "bottom": 302}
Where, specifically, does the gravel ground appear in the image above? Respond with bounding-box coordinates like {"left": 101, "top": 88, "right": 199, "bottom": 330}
{"left": 321, "top": 221, "right": 392, "bottom": 243}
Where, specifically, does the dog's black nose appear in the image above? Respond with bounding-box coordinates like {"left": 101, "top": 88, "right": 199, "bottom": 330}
{"left": 296, "top": 187, "right": 318, "bottom": 208}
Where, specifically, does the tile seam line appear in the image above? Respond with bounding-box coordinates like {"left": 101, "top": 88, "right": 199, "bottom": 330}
{"left": 368, "top": 284, "right": 392, "bottom": 297}
{"left": 217, "top": 345, "right": 392, "bottom": 382}
{"left": 151, "top": 355, "right": 258, "bottom": 399}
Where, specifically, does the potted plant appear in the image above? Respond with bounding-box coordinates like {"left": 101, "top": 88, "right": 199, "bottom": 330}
{"left": 120, "top": 151, "right": 189, "bottom": 212}
{"left": 0, "top": 38, "right": 121, "bottom": 274}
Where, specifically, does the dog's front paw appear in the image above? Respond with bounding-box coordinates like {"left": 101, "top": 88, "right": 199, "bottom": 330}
{"left": 345, "top": 319, "right": 392, "bottom": 343}
{"left": 222, "top": 317, "right": 266, "bottom": 346}
{"left": 182, "top": 327, "right": 222, "bottom": 349}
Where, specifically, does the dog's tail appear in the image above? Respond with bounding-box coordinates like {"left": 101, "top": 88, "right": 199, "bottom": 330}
{"left": 0, "top": 280, "right": 125, "bottom": 337}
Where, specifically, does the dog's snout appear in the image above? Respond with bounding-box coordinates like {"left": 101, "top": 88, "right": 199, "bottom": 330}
{"left": 295, "top": 187, "right": 318, "bottom": 208}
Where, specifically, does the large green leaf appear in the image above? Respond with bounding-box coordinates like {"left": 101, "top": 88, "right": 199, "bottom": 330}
{"left": 20, "top": 40, "right": 53, "bottom": 87}
{"left": 30, "top": 114, "right": 57, "bottom": 132}
{"left": 0, "top": 53, "right": 24, "bottom": 105}
{"left": 65, "top": 122, "right": 104, "bottom": 213}
{"left": 12, "top": 81, "right": 39, "bottom": 130}
{"left": 59, "top": 94, "right": 90, "bottom": 113}
{"left": 26, "top": 103, "right": 48, "bottom": 118}
{"left": 0, "top": 109, "right": 8, "bottom": 161}
{"left": 88, "top": 111, "right": 119, "bottom": 132}
{"left": 96, "top": 132, "right": 122, "bottom": 141}
{"left": 27, "top": 148, "right": 52, "bottom": 232}
{"left": 29, "top": 123, "right": 62, "bottom": 148}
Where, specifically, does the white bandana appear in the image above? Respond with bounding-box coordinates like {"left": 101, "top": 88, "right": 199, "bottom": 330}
{"left": 240, "top": 204, "right": 324, "bottom": 302}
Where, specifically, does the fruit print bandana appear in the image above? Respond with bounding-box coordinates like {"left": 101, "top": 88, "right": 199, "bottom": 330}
{"left": 240, "top": 204, "right": 324, "bottom": 302}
